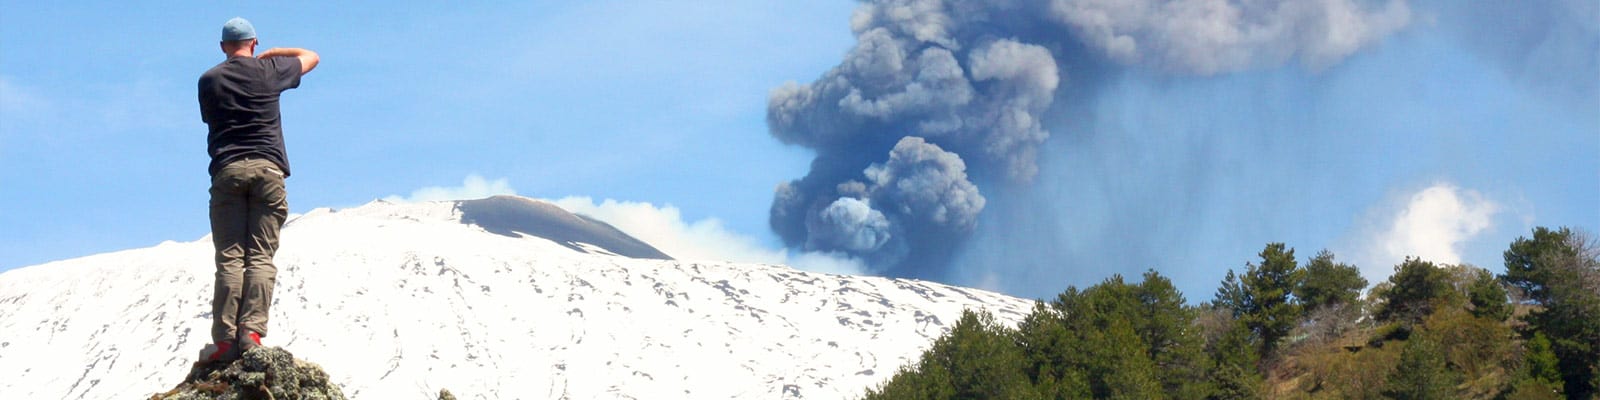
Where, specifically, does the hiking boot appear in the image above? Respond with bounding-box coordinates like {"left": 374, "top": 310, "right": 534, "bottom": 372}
{"left": 238, "top": 331, "right": 263, "bottom": 353}
{"left": 200, "top": 340, "right": 239, "bottom": 362}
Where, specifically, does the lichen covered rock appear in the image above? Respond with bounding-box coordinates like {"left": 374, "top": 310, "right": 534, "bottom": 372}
{"left": 150, "top": 347, "right": 345, "bottom": 400}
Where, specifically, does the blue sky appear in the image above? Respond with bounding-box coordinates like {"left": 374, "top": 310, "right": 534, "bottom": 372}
{"left": 2, "top": 1, "right": 1596, "bottom": 300}
{"left": 1, "top": 1, "right": 851, "bottom": 268}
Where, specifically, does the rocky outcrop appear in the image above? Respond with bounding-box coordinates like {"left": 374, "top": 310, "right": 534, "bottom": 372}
{"left": 149, "top": 347, "right": 344, "bottom": 400}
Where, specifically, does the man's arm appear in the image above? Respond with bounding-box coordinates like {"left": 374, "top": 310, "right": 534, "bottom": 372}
{"left": 257, "top": 48, "right": 319, "bottom": 75}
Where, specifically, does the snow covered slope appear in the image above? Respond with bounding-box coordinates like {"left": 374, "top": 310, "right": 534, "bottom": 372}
{"left": 0, "top": 196, "right": 1032, "bottom": 399}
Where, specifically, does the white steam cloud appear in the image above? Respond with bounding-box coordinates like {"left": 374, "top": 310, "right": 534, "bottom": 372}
{"left": 383, "top": 176, "right": 865, "bottom": 275}
{"left": 553, "top": 197, "right": 867, "bottom": 276}
{"left": 1360, "top": 182, "right": 1499, "bottom": 281}
{"left": 385, "top": 174, "right": 517, "bottom": 203}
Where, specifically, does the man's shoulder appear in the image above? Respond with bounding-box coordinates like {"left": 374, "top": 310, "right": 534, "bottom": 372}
{"left": 203, "top": 57, "right": 267, "bottom": 73}
{"left": 199, "top": 59, "right": 239, "bottom": 82}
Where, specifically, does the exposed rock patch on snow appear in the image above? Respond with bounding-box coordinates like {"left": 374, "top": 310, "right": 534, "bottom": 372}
{"left": 456, "top": 196, "right": 672, "bottom": 260}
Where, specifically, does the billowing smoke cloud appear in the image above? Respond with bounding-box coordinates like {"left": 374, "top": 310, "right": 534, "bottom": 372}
{"left": 766, "top": 0, "right": 1412, "bottom": 280}
{"left": 1052, "top": 0, "right": 1411, "bottom": 73}
{"left": 809, "top": 197, "right": 896, "bottom": 254}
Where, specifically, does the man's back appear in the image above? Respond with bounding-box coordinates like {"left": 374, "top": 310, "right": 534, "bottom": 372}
{"left": 198, "top": 17, "right": 317, "bottom": 363}
{"left": 199, "top": 55, "right": 301, "bottom": 178}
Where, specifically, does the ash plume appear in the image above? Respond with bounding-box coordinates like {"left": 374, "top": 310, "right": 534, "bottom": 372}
{"left": 766, "top": 0, "right": 1412, "bottom": 280}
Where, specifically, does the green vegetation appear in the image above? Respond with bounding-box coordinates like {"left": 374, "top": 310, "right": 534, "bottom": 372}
{"left": 864, "top": 226, "right": 1600, "bottom": 399}
{"left": 1502, "top": 227, "right": 1600, "bottom": 398}
{"left": 1296, "top": 250, "right": 1367, "bottom": 315}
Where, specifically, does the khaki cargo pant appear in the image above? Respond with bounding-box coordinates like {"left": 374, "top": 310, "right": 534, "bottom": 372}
{"left": 209, "top": 158, "right": 288, "bottom": 344}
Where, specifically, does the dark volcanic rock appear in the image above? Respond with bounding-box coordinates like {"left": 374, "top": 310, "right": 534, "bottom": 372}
{"left": 149, "top": 347, "right": 345, "bottom": 400}
{"left": 455, "top": 195, "right": 673, "bottom": 260}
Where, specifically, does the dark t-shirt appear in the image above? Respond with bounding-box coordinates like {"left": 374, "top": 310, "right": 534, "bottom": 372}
{"left": 199, "top": 56, "right": 302, "bottom": 177}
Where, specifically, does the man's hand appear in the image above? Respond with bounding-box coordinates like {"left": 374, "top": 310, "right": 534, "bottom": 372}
{"left": 257, "top": 48, "right": 320, "bottom": 75}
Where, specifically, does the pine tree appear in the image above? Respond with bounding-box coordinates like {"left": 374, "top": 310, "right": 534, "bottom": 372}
{"left": 1016, "top": 301, "right": 1078, "bottom": 395}
{"left": 1524, "top": 333, "right": 1564, "bottom": 390}
{"left": 1503, "top": 227, "right": 1576, "bottom": 301}
{"left": 863, "top": 310, "right": 1034, "bottom": 399}
{"left": 1383, "top": 335, "right": 1460, "bottom": 400}
{"left": 1135, "top": 271, "right": 1210, "bottom": 399}
{"left": 1205, "top": 320, "right": 1261, "bottom": 400}
{"left": 944, "top": 311, "right": 1035, "bottom": 399}
{"left": 1213, "top": 270, "right": 1247, "bottom": 317}
{"left": 1295, "top": 249, "right": 1366, "bottom": 312}
{"left": 1466, "top": 268, "right": 1511, "bottom": 321}
{"left": 1502, "top": 227, "right": 1600, "bottom": 398}
{"left": 1377, "top": 257, "right": 1455, "bottom": 324}
{"left": 1027, "top": 273, "right": 1213, "bottom": 399}
{"left": 1238, "top": 243, "right": 1302, "bottom": 359}
{"left": 1050, "top": 275, "right": 1157, "bottom": 398}
{"left": 1094, "top": 318, "right": 1162, "bottom": 400}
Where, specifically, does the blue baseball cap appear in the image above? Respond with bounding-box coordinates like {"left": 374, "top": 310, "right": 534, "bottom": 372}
{"left": 221, "top": 17, "right": 256, "bottom": 42}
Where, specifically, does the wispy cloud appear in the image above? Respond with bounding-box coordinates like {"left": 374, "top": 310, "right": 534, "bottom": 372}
{"left": 553, "top": 196, "right": 866, "bottom": 276}
{"left": 0, "top": 75, "right": 52, "bottom": 147}
{"left": 0, "top": 75, "right": 48, "bottom": 116}
{"left": 384, "top": 174, "right": 517, "bottom": 203}
{"left": 1, "top": 74, "right": 186, "bottom": 147}
{"left": 98, "top": 77, "right": 188, "bottom": 131}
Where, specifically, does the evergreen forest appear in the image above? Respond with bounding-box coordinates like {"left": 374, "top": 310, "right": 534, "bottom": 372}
{"left": 864, "top": 227, "right": 1600, "bottom": 399}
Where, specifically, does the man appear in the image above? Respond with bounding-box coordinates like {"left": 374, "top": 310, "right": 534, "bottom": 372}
{"left": 197, "top": 17, "right": 318, "bottom": 362}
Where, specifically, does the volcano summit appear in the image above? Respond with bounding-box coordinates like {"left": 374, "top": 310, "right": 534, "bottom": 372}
{"left": 0, "top": 196, "right": 1031, "bottom": 399}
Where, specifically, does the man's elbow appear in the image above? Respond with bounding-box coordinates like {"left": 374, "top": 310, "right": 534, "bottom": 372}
{"left": 300, "top": 51, "right": 320, "bottom": 75}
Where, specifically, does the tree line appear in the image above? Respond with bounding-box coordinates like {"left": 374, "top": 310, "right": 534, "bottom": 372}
{"left": 864, "top": 227, "right": 1600, "bottom": 399}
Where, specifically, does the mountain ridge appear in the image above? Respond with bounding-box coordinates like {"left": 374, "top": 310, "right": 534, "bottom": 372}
{"left": 0, "top": 196, "right": 1032, "bottom": 399}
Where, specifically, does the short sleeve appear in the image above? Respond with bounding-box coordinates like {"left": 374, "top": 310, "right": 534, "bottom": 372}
{"left": 266, "top": 57, "right": 303, "bottom": 93}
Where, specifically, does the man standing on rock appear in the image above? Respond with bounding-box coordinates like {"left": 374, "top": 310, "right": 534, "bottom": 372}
{"left": 197, "top": 17, "right": 318, "bottom": 362}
